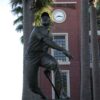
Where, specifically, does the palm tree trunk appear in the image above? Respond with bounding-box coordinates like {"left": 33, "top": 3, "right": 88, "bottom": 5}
{"left": 23, "top": 0, "right": 34, "bottom": 50}
{"left": 22, "top": 0, "right": 41, "bottom": 100}
{"left": 80, "top": 0, "right": 92, "bottom": 100}
{"left": 90, "top": 3, "right": 100, "bottom": 100}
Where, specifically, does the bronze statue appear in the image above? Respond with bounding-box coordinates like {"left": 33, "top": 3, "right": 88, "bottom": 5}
{"left": 25, "top": 12, "right": 73, "bottom": 100}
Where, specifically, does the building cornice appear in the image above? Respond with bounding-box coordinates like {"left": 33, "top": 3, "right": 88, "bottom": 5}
{"left": 53, "top": 1, "right": 77, "bottom": 8}
{"left": 53, "top": 1, "right": 77, "bottom": 5}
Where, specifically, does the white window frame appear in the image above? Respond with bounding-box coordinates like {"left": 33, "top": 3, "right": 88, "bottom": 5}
{"left": 51, "top": 70, "right": 71, "bottom": 99}
{"left": 53, "top": 0, "right": 77, "bottom": 4}
{"left": 51, "top": 33, "right": 70, "bottom": 65}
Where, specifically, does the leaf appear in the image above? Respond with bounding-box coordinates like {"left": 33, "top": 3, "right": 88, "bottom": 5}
{"left": 20, "top": 35, "right": 24, "bottom": 44}
{"left": 16, "top": 24, "right": 23, "bottom": 32}
{"left": 31, "top": 0, "right": 53, "bottom": 12}
{"left": 10, "top": 0, "right": 22, "bottom": 8}
{"left": 12, "top": 6, "right": 23, "bottom": 15}
{"left": 14, "top": 16, "right": 23, "bottom": 25}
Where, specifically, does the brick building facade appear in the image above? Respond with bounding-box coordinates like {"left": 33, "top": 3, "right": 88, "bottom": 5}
{"left": 40, "top": 0, "right": 81, "bottom": 100}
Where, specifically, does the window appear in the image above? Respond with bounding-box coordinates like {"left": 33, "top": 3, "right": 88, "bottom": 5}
{"left": 51, "top": 70, "right": 71, "bottom": 99}
{"left": 51, "top": 33, "right": 70, "bottom": 64}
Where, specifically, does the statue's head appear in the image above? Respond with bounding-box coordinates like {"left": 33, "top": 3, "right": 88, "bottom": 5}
{"left": 41, "top": 12, "right": 51, "bottom": 26}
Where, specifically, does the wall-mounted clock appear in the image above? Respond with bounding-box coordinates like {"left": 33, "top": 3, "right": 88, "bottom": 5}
{"left": 52, "top": 9, "right": 66, "bottom": 23}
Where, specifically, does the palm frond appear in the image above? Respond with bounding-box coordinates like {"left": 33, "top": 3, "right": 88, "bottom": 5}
{"left": 12, "top": 6, "right": 23, "bottom": 15}
{"left": 20, "top": 35, "right": 24, "bottom": 44}
{"left": 31, "top": 0, "right": 53, "bottom": 12}
{"left": 14, "top": 16, "right": 23, "bottom": 25}
{"left": 10, "top": 0, "right": 22, "bottom": 8}
{"left": 16, "top": 24, "right": 23, "bottom": 32}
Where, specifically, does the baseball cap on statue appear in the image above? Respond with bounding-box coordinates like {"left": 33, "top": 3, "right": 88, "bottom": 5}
{"left": 41, "top": 12, "right": 50, "bottom": 18}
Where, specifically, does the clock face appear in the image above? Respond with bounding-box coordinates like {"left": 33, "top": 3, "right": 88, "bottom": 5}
{"left": 52, "top": 9, "right": 66, "bottom": 23}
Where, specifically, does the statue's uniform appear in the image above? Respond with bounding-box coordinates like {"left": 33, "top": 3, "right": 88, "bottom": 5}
{"left": 25, "top": 26, "right": 61, "bottom": 97}
{"left": 25, "top": 26, "right": 57, "bottom": 69}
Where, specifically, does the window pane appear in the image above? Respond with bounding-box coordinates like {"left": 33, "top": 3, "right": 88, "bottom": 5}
{"left": 61, "top": 72, "right": 67, "bottom": 95}
{"left": 55, "top": 71, "right": 67, "bottom": 99}
{"left": 53, "top": 36, "right": 66, "bottom": 62}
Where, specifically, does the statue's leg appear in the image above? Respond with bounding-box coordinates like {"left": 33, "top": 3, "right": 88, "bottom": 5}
{"left": 27, "top": 63, "right": 47, "bottom": 99}
{"left": 40, "top": 53, "right": 62, "bottom": 98}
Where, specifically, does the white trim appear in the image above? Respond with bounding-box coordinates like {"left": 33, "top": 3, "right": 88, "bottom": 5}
{"left": 53, "top": 1, "right": 77, "bottom": 5}
{"left": 51, "top": 70, "right": 71, "bottom": 99}
{"left": 51, "top": 71, "right": 55, "bottom": 99}
{"left": 51, "top": 33, "right": 70, "bottom": 65}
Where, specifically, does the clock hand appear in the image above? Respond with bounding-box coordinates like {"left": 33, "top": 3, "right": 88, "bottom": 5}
{"left": 57, "top": 15, "right": 63, "bottom": 17}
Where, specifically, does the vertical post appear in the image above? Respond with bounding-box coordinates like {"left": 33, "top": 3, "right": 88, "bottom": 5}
{"left": 80, "top": 0, "right": 92, "bottom": 100}
{"left": 90, "top": 1, "right": 100, "bottom": 100}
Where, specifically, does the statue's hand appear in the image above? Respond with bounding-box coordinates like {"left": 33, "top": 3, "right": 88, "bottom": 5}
{"left": 44, "top": 70, "right": 51, "bottom": 76}
{"left": 63, "top": 49, "right": 73, "bottom": 60}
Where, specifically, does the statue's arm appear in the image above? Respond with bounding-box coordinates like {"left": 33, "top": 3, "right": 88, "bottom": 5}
{"left": 43, "top": 38, "right": 64, "bottom": 51}
{"left": 43, "top": 38, "right": 73, "bottom": 59}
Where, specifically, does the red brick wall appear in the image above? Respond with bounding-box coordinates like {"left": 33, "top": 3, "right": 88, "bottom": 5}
{"left": 40, "top": 0, "right": 81, "bottom": 100}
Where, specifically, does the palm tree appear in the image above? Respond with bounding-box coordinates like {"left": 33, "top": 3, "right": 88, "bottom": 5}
{"left": 11, "top": 0, "right": 53, "bottom": 99}
{"left": 10, "top": 0, "right": 23, "bottom": 43}
{"left": 10, "top": 0, "right": 53, "bottom": 99}
{"left": 80, "top": 0, "right": 92, "bottom": 100}
{"left": 90, "top": 0, "right": 100, "bottom": 100}
{"left": 11, "top": 0, "right": 53, "bottom": 44}
{"left": 11, "top": 0, "right": 23, "bottom": 32}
